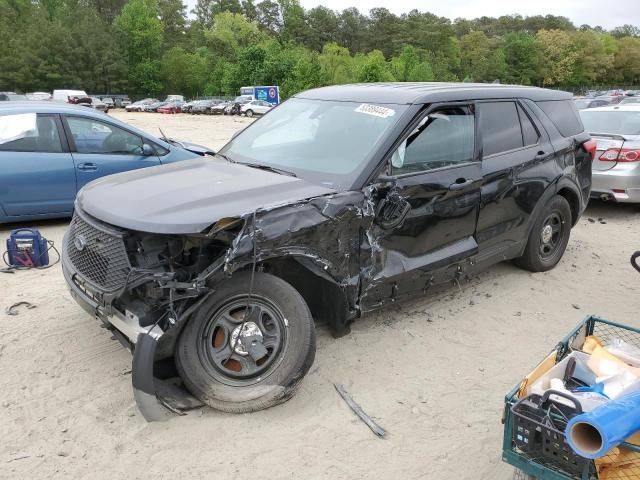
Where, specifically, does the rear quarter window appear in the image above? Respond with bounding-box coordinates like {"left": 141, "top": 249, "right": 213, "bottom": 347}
{"left": 536, "top": 100, "right": 584, "bottom": 137}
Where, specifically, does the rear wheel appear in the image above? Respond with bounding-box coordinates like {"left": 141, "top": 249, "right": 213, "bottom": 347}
{"left": 176, "top": 271, "right": 316, "bottom": 413}
{"left": 514, "top": 195, "right": 572, "bottom": 272}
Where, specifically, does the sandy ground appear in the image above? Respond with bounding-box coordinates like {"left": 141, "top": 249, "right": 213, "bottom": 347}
{"left": 1, "top": 111, "right": 639, "bottom": 479}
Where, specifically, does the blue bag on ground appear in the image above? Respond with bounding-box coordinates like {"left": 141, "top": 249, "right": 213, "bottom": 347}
{"left": 566, "top": 389, "right": 640, "bottom": 459}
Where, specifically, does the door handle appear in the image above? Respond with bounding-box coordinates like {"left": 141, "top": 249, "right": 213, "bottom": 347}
{"left": 534, "top": 151, "right": 547, "bottom": 161}
{"left": 77, "top": 162, "right": 97, "bottom": 171}
{"left": 449, "top": 178, "right": 474, "bottom": 191}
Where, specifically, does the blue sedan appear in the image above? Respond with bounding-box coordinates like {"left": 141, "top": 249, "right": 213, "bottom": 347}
{"left": 0, "top": 102, "right": 209, "bottom": 223}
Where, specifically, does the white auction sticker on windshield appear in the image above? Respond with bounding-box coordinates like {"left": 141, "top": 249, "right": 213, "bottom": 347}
{"left": 354, "top": 104, "right": 396, "bottom": 118}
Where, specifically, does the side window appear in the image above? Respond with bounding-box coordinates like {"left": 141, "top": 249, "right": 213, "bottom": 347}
{"left": 0, "top": 114, "right": 63, "bottom": 153}
{"left": 535, "top": 100, "right": 584, "bottom": 136}
{"left": 66, "top": 117, "right": 143, "bottom": 155}
{"left": 391, "top": 106, "right": 475, "bottom": 175}
{"left": 518, "top": 105, "right": 540, "bottom": 146}
{"left": 478, "top": 102, "right": 523, "bottom": 156}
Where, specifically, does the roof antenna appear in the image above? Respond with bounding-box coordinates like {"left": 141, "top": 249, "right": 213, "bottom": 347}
{"left": 158, "top": 127, "right": 167, "bottom": 141}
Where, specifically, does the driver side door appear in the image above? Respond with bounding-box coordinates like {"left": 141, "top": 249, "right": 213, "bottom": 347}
{"left": 62, "top": 115, "right": 161, "bottom": 191}
{"left": 362, "top": 104, "right": 482, "bottom": 306}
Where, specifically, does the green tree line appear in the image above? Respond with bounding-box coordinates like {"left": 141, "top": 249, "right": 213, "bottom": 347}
{"left": 1, "top": 0, "right": 639, "bottom": 98}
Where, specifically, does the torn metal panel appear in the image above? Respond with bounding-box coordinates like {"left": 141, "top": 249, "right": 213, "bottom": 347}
{"left": 221, "top": 191, "right": 373, "bottom": 331}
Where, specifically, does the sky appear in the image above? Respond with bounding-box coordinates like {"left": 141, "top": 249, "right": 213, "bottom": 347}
{"left": 184, "top": 0, "right": 639, "bottom": 30}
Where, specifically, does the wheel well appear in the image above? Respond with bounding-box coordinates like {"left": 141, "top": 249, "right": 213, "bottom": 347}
{"left": 261, "top": 257, "right": 350, "bottom": 337}
{"left": 557, "top": 187, "right": 580, "bottom": 226}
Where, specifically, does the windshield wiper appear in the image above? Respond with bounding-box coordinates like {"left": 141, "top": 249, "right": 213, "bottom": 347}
{"left": 241, "top": 163, "right": 297, "bottom": 177}
{"left": 216, "top": 152, "right": 235, "bottom": 163}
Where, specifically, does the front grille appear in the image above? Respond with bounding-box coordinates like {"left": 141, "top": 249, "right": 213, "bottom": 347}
{"left": 65, "top": 211, "right": 130, "bottom": 292}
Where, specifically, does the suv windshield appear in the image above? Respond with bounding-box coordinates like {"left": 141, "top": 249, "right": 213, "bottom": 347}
{"left": 220, "top": 98, "right": 407, "bottom": 189}
{"left": 580, "top": 109, "right": 640, "bottom": 135}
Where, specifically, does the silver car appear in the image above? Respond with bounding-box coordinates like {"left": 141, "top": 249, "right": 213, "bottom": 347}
{"left": 88, "top": 97, "right": 109, "bottom": 113}
{"left": 580, "top": 105, "right": 640, "bottom": 203}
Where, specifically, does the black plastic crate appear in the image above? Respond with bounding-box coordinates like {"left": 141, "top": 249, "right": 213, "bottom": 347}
{"left": 511, "top": 391, "right": 592, "bottom": 477}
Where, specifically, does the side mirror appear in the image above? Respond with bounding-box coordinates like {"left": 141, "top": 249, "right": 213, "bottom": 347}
{"left": 375, "top": 191, "right": 411, "bottom": 230}
{"left": 142, "top": 144, "right": 155, "bottom": 156}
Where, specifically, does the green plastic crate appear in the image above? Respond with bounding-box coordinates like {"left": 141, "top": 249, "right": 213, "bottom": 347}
{"left": 502, "top": 315, "right": 640, "bottom": 480}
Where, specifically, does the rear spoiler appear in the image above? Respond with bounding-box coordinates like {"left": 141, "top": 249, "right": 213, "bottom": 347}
{"left": 589, "top": 132, "right": 632, "bottom": 141}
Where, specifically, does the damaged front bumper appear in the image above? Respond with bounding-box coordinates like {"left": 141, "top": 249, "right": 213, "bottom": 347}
{"left": 61, "top": 227, "right": 207, "bottom": 421}
{"left": 63, "top": 259, "right": 157, "bottom": 346}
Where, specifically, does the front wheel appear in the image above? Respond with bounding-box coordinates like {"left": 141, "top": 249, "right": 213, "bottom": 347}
{"left": 176, "top": 271, "right": 316, "bottom": 413}
{"left": 245, "top": 109, "right": 254, "bottom": 117}
{"left": 514, "top": 195, "right": 572, "bottom": 272}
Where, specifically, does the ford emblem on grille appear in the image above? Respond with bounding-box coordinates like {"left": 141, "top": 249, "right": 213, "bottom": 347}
{"left": 74, "top": 234, "right": 88, "bottom": 252}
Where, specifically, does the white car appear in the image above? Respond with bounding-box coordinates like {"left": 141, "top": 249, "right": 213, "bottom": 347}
{"left": 26, "top": 92, "right": 52, "bottom": 101}
{"left": 241, "top": 100, "right": 273, "bottom": 117}
{"left": 125, "top": 98, "right": 157, "bottom": 112}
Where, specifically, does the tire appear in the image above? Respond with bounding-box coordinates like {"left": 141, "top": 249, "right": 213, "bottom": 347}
{"left": 514, "top": 195, "right": 572, "bottom": 272}
{"left": 176, "top": 271, "right": 316, "bottom": 413}
{"left": 245, "top": 109, "right": 254, "bottom": 117}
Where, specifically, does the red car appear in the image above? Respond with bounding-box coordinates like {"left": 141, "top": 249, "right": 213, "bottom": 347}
{"left": 157, "top": 101, "right": 183, "bottom": 114}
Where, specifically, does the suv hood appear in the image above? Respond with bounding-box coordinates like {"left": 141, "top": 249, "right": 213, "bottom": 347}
{"left": 77, "top": 157, "right": 336, "bottom": 234}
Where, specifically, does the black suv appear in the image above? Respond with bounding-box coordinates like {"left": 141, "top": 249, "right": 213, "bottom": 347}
{"left": 62, "top": 83, "right": 594, "bottom": 419}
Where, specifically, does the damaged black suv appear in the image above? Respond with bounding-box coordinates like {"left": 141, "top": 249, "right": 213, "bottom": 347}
{"left": 62, "top": 83, "right": 594, "bottom": 418}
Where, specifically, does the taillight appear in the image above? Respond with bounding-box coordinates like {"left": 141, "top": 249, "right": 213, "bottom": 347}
{"left": 582, "top": 139, "right": 597, "bottom": 160}
{"left": 599, "top": 148, "right": 640, "bottom": 162}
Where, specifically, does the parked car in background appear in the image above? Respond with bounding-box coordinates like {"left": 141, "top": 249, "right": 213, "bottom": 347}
{"left": 88, "top": 97, "right": 109, "bottom": 113}
{"left": 157, "top": 101, "right": 184, "bottom": 114}
{"left": 224, "top": 95, "right": 253, "bottom": 115}
{"left": 102, "top": 97, "right": 115, "bottom": 108}
{"left": 52, "top": 89, "right": 88, "bottom": 103}
{"left": 26, "top": 92, "right": 52, "bottom": 101}
{"left": 241, "top": 99, "right": 273, "bottom": 117}
{"left": 606, "top": 89, "right": 625, "bottom": 98}
{"left": 0, "top": 92, "right": 28, "bottom": 101}
{"left": 580, "top": 105, "right": 640, "bottom": 203}
{"left": 143, "top": 101, "right": 167, "bottom": 112}
{"left": 119, "top": 97, "right": 131, "bottom": 107}
{"left": 165, "top": 94, "right": 184, "bottom": 102}
{"left": 574, "top": 97, "right": 613, "bottom": 110}
{"left": 595, "top": 95, "right": 623, "bottom": 105}
{"left": 0, "top": 101, "right": 214, "bottom": 223}
{"left": 192, "top": 100, "right": 216, "bottom": 114}
{"left": 210, "top": 101, "right": 230, "bottom": 115}
{"left": 60, "top": 83, "right": 593, "bottom": 417}
{"left": 224, "top": 102, "right": 241, "bottom": 115}
{"left": 125, "top": 98, "right": 157, "bottom": 112}
{"left": 181, "top": 100, "right": 196, "bottom": 113}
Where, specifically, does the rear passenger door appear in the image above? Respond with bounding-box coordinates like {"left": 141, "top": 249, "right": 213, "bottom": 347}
{"left": 0, "top": 113, "right": 76, "bottom": 218}
{"left": 476, "top": 100, "right": 555, "bottom": 254}
{"left": 62, "top": 115, "right": 161, "bottom": 191}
